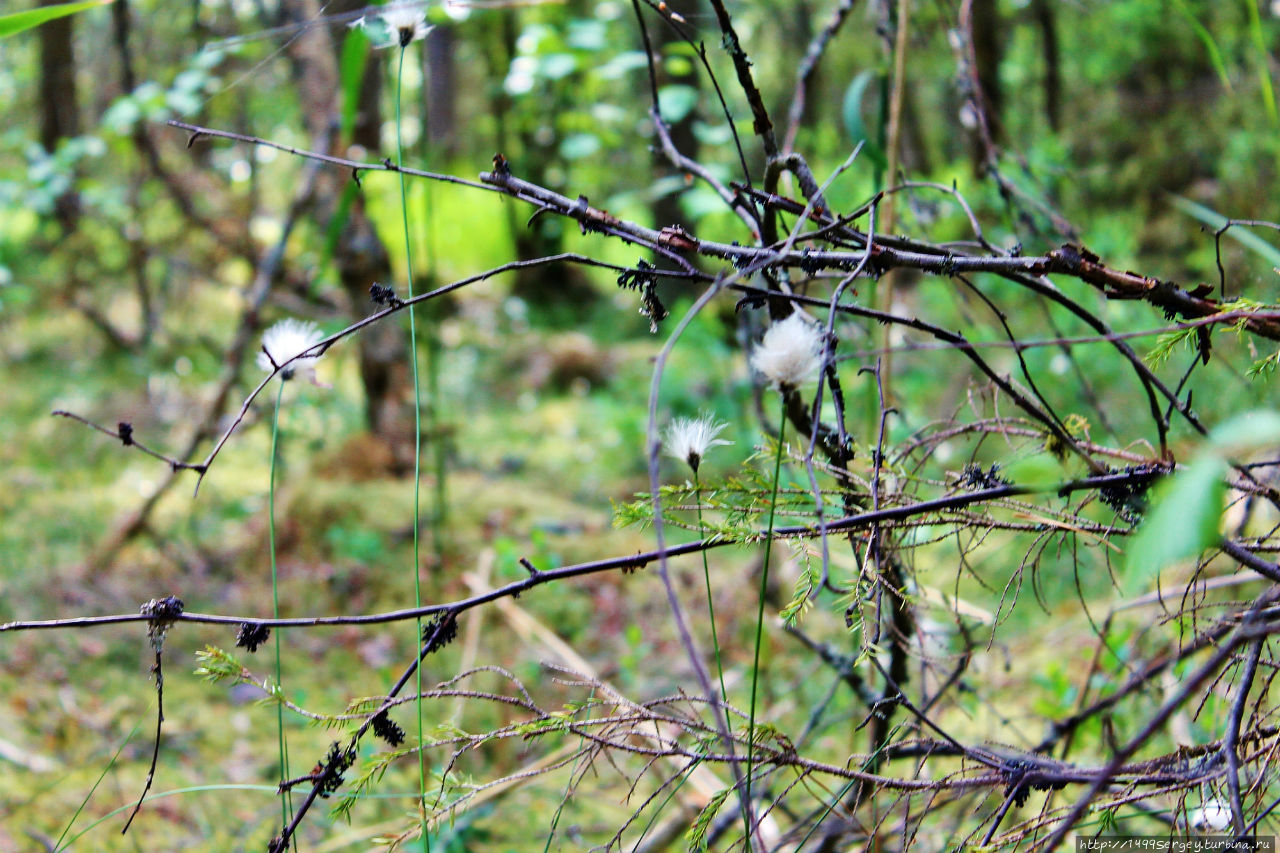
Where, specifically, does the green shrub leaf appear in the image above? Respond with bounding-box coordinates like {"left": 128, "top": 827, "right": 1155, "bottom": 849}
{"left": 1124, "top": 454, "right": 1226, "bottom": 591}
{"left": 1208, "top": 410, "right": 1280, "bottom": 455}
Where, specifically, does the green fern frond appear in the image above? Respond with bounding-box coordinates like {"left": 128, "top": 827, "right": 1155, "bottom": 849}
{"left": 1248, "top": 349, "right": 1280, "bottom": 378}
{"left": 193, "top": 645, "right": 247, "bottom": 683}
{"left": 686, "top": 786, "right": 731, "bottom": 851}
{"left": 780, "top": 547, "right": 819, "bottom": 626}
{"left": 1145, "top": 328, "right": 1199, "bottom": 368}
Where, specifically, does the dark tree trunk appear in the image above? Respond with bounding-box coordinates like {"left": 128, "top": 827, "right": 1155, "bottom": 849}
{"left": 337, "top": 0, "right": 419, "bottom": 474}
{"left": 650, "top": 0, "right": 699, "bottom": 238}
{"left": 425, "top": 25, "right": 459, "bottom": 156}
{"left": 970, "top": 0, "right": 1004, "bottom": 142}
{"left": 1032, "top": 0, "right": 1061, "bottom": 131}
{"left": 649, "top": 0, "right": 704, "bottom": 310}
{"left": 38, "top": 0, "right": 81, "bottom": 229}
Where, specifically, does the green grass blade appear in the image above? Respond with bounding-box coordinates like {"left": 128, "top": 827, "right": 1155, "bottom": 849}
{"left": 339, "top": 30, "right": 371, "bottom": 144}
{"left": 54, "top": 716, "right": 145, "bottom": 850}
{"left": 1245, "top": 0, "right": 1278, "bottom": 125}
{"left": 0, "top": 0, "right": 111, "bottom": 40}
{"left": 1170, "top": 0, "right": 1232, "bottom": 91}
{"left": 1167, "top": 194, "right": 1280, "bottom": 268}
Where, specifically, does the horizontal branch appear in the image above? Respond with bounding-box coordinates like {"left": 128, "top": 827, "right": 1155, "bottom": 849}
{"left": 55, "top": 253, "right": 629, "bottom": 492}
{"left": 11, "top": 468, "right": 1279, "bottom": 635}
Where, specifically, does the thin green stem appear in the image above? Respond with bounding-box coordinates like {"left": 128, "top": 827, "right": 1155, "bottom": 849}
{"left": 627, "top": 763, "right": 698, "bottom": 851}
{"left": 744, "top": 399, "right": 787, "bottom": 851}
{"left": 394, "top": 44, "right": 430, "bottom": 853}
{"left": 693, "top": 470, "right": 731, "bottom": 728}
{"left": 268, "top": 379, "right": 293, "bottom": 842}
{"left": 694, "top": 468, "right": 746, "bottom": 840}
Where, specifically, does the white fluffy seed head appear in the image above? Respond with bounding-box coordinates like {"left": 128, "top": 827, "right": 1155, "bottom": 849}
{"left": 379, "top": 3, "right": 431, "bottom": 47}
{"left": 664, "top": 414, "right": 732, "bottom": 473}
{"left": 257, "top": 318, "right": 324, "bottom": 381}
{"left": 1188, "top": 800, "right": 1232, "bottom": 832}
{"left": 750, "top": 312, "right": 823, "bottom": 389}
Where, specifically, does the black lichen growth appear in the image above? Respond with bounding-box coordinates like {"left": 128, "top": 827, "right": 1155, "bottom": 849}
{"left": 318, "top": 742, "right": 357, "bottom": 799}
{"left": 617, "top": 260, "right": 667, "bottom": 333}
{"left": 371, "top": 710, "right": 406, "bottom": 747}
{"left": 1098, "top": 463, "right": 1165, "bottom": 523}
{"left": 960, "top": 463, "right": 1008, "bottom": 491}
{"left": 236, "top": 622, "right": 271, "bottom": 654}
{"left": 140, "top": 595, "right": 184, "bottom": 654}
{"left": 798, "top": 247, "right": 825, "bottom": 275}
{"left": 370, "top": 282, "right": 404, "bottom": 308}
{"left": 421, "top": 612, "right": 459, "bottom": 655}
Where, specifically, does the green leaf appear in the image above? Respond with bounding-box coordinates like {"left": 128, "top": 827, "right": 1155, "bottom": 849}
{"left": 1208, "top": 410, "right": 1280, "bottom": 455}
{"left": 1124, "top": 410, "right": 1280, "bottom": 590}
{"left": 338, "top": 28, "right": 372, "bottom": 144}
{"left": 657, "top": 84, "right": 699, "bottom": 124}
{"left": 691, "top": 121, "right": 733, "bottom": 146}
{"left": 0, "top": 0, "right": 111, "bottom": 39}
{"left": 1145, "top": 327, "right": 1199, "bottom": 368}
{"left": 566, "top": 19, "right": 606, "bottom": 51}
{"left": 165, "top": 88, "right": 201, "bottom": 116}
{"left": 1002, "top": 455, "right": 1060, "bottom": 491}
{"left": 598, "top": 50, "right": 649, "bottom": 80}
{"left": 1124, "top": 454, "right": 1226, "bottom": 591}
{"left": 1169, "top": 0, "right": 1232, "bottom": 91}
{"left": 841, "top": 70, "right": 887, "bottom": 171}
{"left": 558, "top": 132, "right": 601, "bottom": 161}
{"left": 100, "top": 96, "right": 142, "bottom": 133}
{"left": 538, "top": 52, "right": 578, "bottom": 80}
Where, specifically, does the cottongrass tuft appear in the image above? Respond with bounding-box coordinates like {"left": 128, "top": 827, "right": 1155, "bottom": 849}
{"left": 665, "top": 414, "right": 732, "bottom": 474}
{"left": 257, "top": 318, "right": 324, "bottom": 383}
{"left": 1187, "top": 799, "right": 1231, "bottom": 832}
{"left": 750, "top": 312, "right": 823, "bottom": 389}
{"left": 383, "top": 3, "right": 430, "bottom": 46}
{"left": 348, "top": 4, "right": 432, "bottom": 48}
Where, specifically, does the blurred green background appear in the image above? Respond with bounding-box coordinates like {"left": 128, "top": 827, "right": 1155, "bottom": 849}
{"left": 2, "top": 0, "right": 1280, "bottom": 849}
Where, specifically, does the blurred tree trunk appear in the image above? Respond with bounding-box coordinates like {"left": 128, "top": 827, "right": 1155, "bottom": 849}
{"left": 650, "top": 0, "right": 700, "bottom": 308}
{"left": 969, "top": 0, "right": 1004, "bottom": 158}
{"left": 282, "top": 0, "right": 417, "bottom": 474}
{"left": 1032, "top": 0, "right": 1061, "bottom": 131}
{"left": 38, "top": 0, "right": 81, "bottom": 229}
{"left": 650, "top": 0, "right": 698, "bottom": 237}
{"left": 425, "top": 25, "right": 459, "bottom": 156}
{"left": 337, "top": 0, "right": 418, "bottom": 475}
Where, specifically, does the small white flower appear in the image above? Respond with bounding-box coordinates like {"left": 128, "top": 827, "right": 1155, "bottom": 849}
{"left": 665, "top": 414, "right": 732, "bottom": 473}
{"left": 1188, "top": 799, "right": 1232, "bottom": 832}
{"left": 750, "top": 312, "right": 823, "bottom": 389}
{"left": 257, "top": 318, "right": 324, "bottom": 383}
{"left": 380, "top": 3, "right": 431, "bottom": 47}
